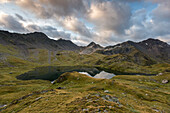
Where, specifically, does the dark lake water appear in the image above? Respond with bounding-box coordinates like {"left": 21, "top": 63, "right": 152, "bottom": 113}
{"left": 16, "top": 66, "right": 156, "bottom": 82}
{"left": 16, "top": 66, "right": 116, "bottom": 81}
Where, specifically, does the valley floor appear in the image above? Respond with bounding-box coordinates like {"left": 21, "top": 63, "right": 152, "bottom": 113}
{"left": 0, "top": 65, "right": 169, "bottom": 113}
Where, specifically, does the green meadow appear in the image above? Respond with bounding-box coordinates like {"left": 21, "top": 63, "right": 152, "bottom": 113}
{"left": 0, "top": 44, "right": 169, "bottom": 113}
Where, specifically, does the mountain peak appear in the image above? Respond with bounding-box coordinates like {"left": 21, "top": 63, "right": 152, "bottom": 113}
{"left": 80, "top": 42, "right": 103, "bottom": 54}
{"left": 57, "top": 38, "right": 65, "bottom": 41}
{"left": 87, "top": 42, "right": 103, "bottom": 48}
{"left": 26, "top": 32, "right": 49, "bottom": 40}
{"left": 139, "top": 38, "right": 169, "bottom": 47}
{"left": 87, "top": 42, "right": 97, "bottom": 47}
{"left": 141, "top": 38, "right": 163, "bottom": 43}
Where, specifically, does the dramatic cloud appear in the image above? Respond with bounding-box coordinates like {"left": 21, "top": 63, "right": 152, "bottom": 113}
{"left": 124, "top": 9, "right": 148, "bottom": 40}
{"left": 0, "top": 0, "right": 170, "bottom": 45}
{"left": 149, "top": 0, "right": 170, "bottom": 37}
{"left": 60, "top": 17, "right": 92, "bottom": 38}
{"left": 88, "top": 0, "right": 131, "bottom": 35}
{"left": 0, "top": 13, "right": 25, "bottom": 32}
{"left": 124, "top": 0, "right": 170, "bottom": 42}
{"left": 26, "top": 24, "right": 71, "bottom": 40}
{"left": 15, "top": 0, "right": 88, "bottom": 18}
{"left": 0, "top": 12, "right": 71, "bottom": 40}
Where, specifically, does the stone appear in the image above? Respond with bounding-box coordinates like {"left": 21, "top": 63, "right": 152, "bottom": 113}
{"left": 152, "top": 108, "right": 159, "bottom": 112}
{"left": 82, "top": 108, "right": 89, "bottom": 112}
{"left": 162, "top": 79, "right": 169, "bottom": 84}
{"left": 35, "top": 97, "right": 42, "bottom": 101}
{"left": 156, "top": 73, "right": 163, "bottom": 76}
{"left": 95, "top": 94, "right": 100, "bottom": 97}
{"left": 51, "top": 80, "right": 55, "bottom": 84}
{"left": 104, "top": 110, "right": 108, "bottom": 112}
{"left": 104, "top": 90, "right": 109, "bottom": 93}
{"left": 109, "top": 106, "right": 112, "bottom": 109}
{"left": 0, "top": 104, "right": 7, "bottom": 108}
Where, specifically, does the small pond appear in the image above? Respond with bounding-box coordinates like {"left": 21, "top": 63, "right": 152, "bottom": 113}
{"left": 16, "top": 66, "right": 115, "bottom": 81}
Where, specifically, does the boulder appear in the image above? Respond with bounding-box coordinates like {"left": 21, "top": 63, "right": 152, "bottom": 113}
{"left": 162, "top": 79, "right": 169, "bottom": 84}
{"left": 104, "top": 90, "right": 109, "bottom": 93}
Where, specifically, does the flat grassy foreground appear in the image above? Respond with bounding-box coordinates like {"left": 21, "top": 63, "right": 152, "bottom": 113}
{"left": 0, "top": 66, "right": 169, "bottom": 113}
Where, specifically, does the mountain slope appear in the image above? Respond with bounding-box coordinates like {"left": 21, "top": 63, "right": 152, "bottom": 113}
{"left": 96, "top": 39, "right": 170, "bottom": 64}
{"left": 80, "top": 42, "right": 103, "bottom": 54}
{"left": 0, "top": 30, "right": 80, "bottom": 51}
{"left": 0, "top": 30, "right": 169, "bottom": 65}
{"left": 137, "top": 38, "right": 170, "bottom": 62}
{"left": 0, "top": 30, "right": 81, "bottom": 65}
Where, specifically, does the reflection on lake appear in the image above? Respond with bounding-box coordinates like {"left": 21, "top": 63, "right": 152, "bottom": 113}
{"left": 16, "top": 66, "right": 115, "bottom": 81}
{"left": 79, "top": 71, "right": 115, "bottom": 79}
{"left": 94, "top": 71, "right": 116, "bottom": 79}
{"left": 79, "top": 72, "right": 92, "bottom": 77}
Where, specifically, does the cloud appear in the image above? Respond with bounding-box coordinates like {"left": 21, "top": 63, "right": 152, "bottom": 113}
{"left": 14, "top": 0, "right": 88, "bottom": 18}
{"left": 145, "top": 0, "right": 170, "bottom": 38}
{"left": 60, "top": 17, "right": 92, "bottom": 38}
{"left": 26, "top": 24, "right": 71, "bottom": 40}
{"left": 87, "top": 0, "right": 131, "bottom": 35}
{"left": 0, "top": 0, "right": 132, "bottom": 45}
{"left": 0, "top": 13, "right": 25, "bottom": 32}
{"left": 0, "top": 0, "right": 170, "bottom": 45}
{"left": 124, "top": 0, "right": 170, "bottom": 42}
{"left": 15, "top": 14, "right": 26, "bottom": 21}
{"left": 151, "top": 0, "right": 170, "bottom": 22}
{"left": 0, "top": 12, "right": 71, "bottom": 40}
{"left": 0, "top": 0, "right": 13, "bottom": 3}
{"left": 124, "top": 9, "right": 149, "bottom": 40}
{"left": 156, "top": 34, "right": 170, "bottom": 44}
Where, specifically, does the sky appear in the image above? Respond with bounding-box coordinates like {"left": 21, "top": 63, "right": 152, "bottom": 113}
{"left": 0, "top": 0, "right": 170, "bottom": 46}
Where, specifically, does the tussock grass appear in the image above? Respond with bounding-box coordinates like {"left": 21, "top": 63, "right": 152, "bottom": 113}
{"left": 0, "top": 45, "right": 169, "bottom": 112}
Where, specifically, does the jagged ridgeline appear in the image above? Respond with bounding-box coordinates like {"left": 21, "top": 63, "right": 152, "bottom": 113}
{"left": 0, "top": 30, "right": 170, "bottom": 72}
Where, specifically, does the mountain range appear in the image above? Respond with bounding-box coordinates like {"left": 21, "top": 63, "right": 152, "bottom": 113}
{"left": 0, "top": 30, "right": 170, "bottom": 65}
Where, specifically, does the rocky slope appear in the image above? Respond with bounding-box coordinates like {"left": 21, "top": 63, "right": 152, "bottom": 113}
{"left": 80, "top": 42, "right": 103, "bottom": 54}
{"left": 0, "top": 30, "right": 80, "bottom": 52}
{"left": 0, "top": 30, "right": 170, "bottom": 64}
{"left": 96, "top": 39, "right": 170, "bottom": 63}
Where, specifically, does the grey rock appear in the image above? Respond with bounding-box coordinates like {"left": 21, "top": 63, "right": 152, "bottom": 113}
{"left": 109, "top": 106, "right": 112, "bottom": 109}
{"left": 152, "top": 108, "right": 159, "bottom": 112}
{"left": 82, "top": 108, "right": 89, "bottom": 112}
{"left": 104, "top": 90, "right": 109, "bottom": 93}
{"left": 0, "top": 105, "right": 7, "bottom": 108}
{"left": 51, "top": 80, "right": 55, "bottom": 84}
{"left": 35, "top": 97, "right": 42, "bottom": 101}
{"left": 95, "top": 94, "right": 100, "bottom": 97}
{"left": 156, "top": 73, "right": 163, "bottom": 76}
{"left": 104, "top": 110, "right": 108, "bottom": 112}
{"left": 162, "top": 79, "right": 169, "bottom": 84}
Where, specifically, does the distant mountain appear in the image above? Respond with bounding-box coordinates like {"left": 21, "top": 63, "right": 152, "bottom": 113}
{"left": 80, "top": 42, "right": 103, "bottom": 54}
{"left": 137, "top": 38, "right": 170, "bottom": 62}
{"left": 0, "top": 30, "right": 169, "bottom": 65}
{"left": 96, "top": 38, "right": 170, "bottom": 64}
{"left": 0, "top": 30, "right": 80, "bottom": 51}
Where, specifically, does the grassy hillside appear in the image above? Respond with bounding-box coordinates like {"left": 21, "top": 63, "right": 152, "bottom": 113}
{"left": 0, "top": 72, "right": 169, "bottom": 112}
{"left": 0, "top": 44, "right": 170, "bottom": 112}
